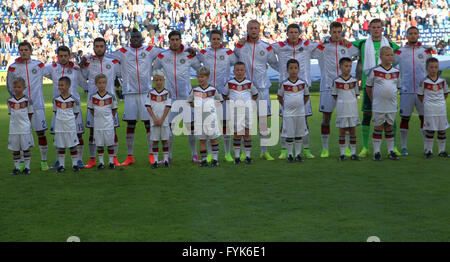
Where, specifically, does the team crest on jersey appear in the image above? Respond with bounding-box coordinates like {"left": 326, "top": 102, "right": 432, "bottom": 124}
{"left": 32, "top": 68, "right": 37, "bottom": 74}
{"left": 292, "top": 86, "right": 298, "bottom": 92}
{"left": 180, "top": 59, "right": 186, "bottom": 64}
{"left": 106, "top": 64, "right": 111, "bottom": 69}
{"left": 156, "top": 96, "right": 162, "bottom": 102}
{"left": 99, "top": 100, "right": 105, "bottom": 106}
{"left": 14, "top": 103, "right": 20, "bottom": 110}
{"left": 141, "top": 53, "right": 146, "bottom": 58}
{"left": 220, "top": 55, "right": 225, "bottom": 60}
{"left": 344, "top": 83, "right": 349, "bottom": 90}
{"left": 67, "top": 69, "right": 72, "bottom": 74}
{"left": 433, "top": 84, "right": 439, "bottom": 91}
{"left": 341, "top": 49, "right": 346, "bottom": 54}
{"left": 418, "top": 54, "right": 424, "bottom": 59}
{"left": 61, "top": 103, "right": 67, "bottom": 109}
{"left": 385, "top": 73, "right": 391, "bottom": 80}
{"left": 299, "top": 47, "right": 304, "bottom": 52}
{"left": 260, "top": 50, "right": 265, "bottom": 56}
{"left": 237, "top": 85, "right": 242, "bottom": 91}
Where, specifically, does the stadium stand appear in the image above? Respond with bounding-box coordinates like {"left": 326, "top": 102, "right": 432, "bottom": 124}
{"left": 0, "top": 0, "right": 449, "bottom": 69}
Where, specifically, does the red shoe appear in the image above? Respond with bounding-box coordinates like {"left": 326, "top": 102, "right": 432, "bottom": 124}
{"left": 192, "top": 154, "right": 200, "bottom": 163}
{"left": 84, "top": 158, "right": 96, "bottom": 169}
{"left": 119, "top": 155, "right": 134, "bottom": 166}
{"left": 113, "top": 157, "right": 120, "bottom": 166}
{"left": 149, "top": 154, "right": 155, "bottom": 164}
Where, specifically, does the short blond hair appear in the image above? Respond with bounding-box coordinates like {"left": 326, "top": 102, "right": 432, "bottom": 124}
{"left": 379, "top": 46, "right": 393, "bottom": 56}
{"left": 95, "top": 73, "right": 107, "bottom": 84}
{"left": 153, "top": 69, "right": 165, "bottom": 78}
{"left": 197, "top": 66, "right": 210, "bottom": 76}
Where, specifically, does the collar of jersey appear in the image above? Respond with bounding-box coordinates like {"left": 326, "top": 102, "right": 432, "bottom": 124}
{"left": 406, "top": 42, "right": 422, "bottom": 47}
{"left": 170, "top": 44, "right": 185, "bottom": 53}
{"left": 285, "top": 38, "right": 302, "bottom": 46}
{"left": 15, "top": 57, "right": 30, "bottom": 63}
{"left": 13, "top": 95, "right": 25, "bottom": 101}
{"left": 246, "top": 36, "right": 260, "bottom": 43}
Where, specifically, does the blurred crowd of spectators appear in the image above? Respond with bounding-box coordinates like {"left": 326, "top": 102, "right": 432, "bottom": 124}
{"left": 0, "top": 0, "right": 449, "bottom": 69}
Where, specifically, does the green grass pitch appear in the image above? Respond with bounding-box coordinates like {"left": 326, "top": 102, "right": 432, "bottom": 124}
{"left": 1, "top": 71, "right": 449, "bottom": 241}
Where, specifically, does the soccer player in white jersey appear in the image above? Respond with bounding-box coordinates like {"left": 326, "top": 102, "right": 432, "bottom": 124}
{"left": 187, "top": 67, "right": 224, "bottom": 167}
{"left": 272, "top": 23, "right": 319, "bottom": 159}
{"left": 277, "top": 59, "right": 309, "bottom": 163}
{"left": 366, "top": 46, "right": 401, "bottom": 161}
{"left": 314, "top": 22, "right": 360, "bottom": 158}
{"left": 108, "top": 28, "right": 161, "bottom": 166}
{"left": 235, "top": 20, "right": 279, "bottom": 161}
{"left": 145, "top": 70, "right": 172, "bottom": 169}
{"left": 154, "top": 30, "right": 202, "bottom": 163}
{"left": 222, "top": 62, "right": 259, "bottom": 165}
{"left": 197, "top": 29, "right": 237, "bottom": 163}
{"left": 87, "top": 74, "right": 118, "bottom": 170}
{"left": 6, "top": 41, "right": 49, "bottom": 171}
{"left": 44, "top": 45, "right": 86, "bottom": 170}
{"left": 418, "top": 58, "right": 449, "bottom": 158}
{"left": 331, "top": 58, "right": 361, "bottom": 161}
{"left": 52, "top": 77, "right": 82, "bottom": 173}
{"left": 7, "top": 78, "right": 34, "bottom": 175}
{"left": 80, "top": 37, "right": 121, "bottom": 168}
{"left": 394, "top": 27, "right": 433, "bottom": 156}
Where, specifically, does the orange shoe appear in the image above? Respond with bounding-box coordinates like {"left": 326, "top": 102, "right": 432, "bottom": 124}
{"left": 84, "top": 157, "right": 96, "bottom": 169}
{"left": 119, "top": 155, "right": 134, "bottom": 166}
{"left": 148, "top": 154, "right": 155, "bottom": 164}
{"left": 113, "top": 156, "right": 120, "bottom": 166}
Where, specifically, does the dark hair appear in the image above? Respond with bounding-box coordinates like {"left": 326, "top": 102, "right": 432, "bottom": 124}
{"left": 93, "top": 37, "right": 106, "bottom": 45}
{"left": 234, "top": 61, "right": 246, "bottom": 68}
{"left": 286, "top": 59, "right": 299, "bottom": 68}
{"left": 330, "top": 21, "right": 343, "bottom": 30}
{"left": 339, "top": 57, "right": 352, "bottom": 66}
{"left": 210, "top": 29, "right": 222, "bottom": 37}
{"left": 426, "top": 57, "right": 439, "bottom": 67}
{"left": 132, "top": 28, "right": 140, "bottom": 33}
{"left": 18, "top": 41, "right": 32, "bottom": 51}
{"left": 58, "top": 76, "right": 71, "bottom": 86}
{"left": 369, "top": 18, "right": 383, "bottom": 27}
{"left": 286, "top": 24, "right": 300, "bottom": 32}
{"left": 407, "top": 26, "right": 419, "bottom": 34}
{"left": 56, "top": 45, "right": 71, "bottom": 55}
{"left": 169, "top": 30, "right": 182, "bottom": 40}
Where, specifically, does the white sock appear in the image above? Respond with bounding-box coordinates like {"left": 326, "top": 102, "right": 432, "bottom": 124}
{"left": 244, "top": 140, "right": 252, "bottom": 158}
{"left": 187, "top": 135, "right": 197, "bottom": 156}
{"left": 163, "top": 144, "right": 169, "bottom": 162}
{"left": 78, "top": 144, "right": 84, "bottom": 162}
{"left": 350, "top": 137, "right": 357, "bottom": 155}
{"left": 295, "top": 139, "right": 303, "bottom": 156}
{"left": 71, "top": 150, "right": 78, "bottom": 167}
{"left": 321, "top": 134, "right": 329, "bottom": 150}
{"left": 89, "top": 141, "right": 96, "bottom": 158}
{"left": 58, "top": 151, "right": 66, "bottom": 167}
{"left": 223, "top": 135, "right": 231, "bottom": 155}
{"left": 281, "top": 137, "right": 287, "bottom": 150}
{"left": 126, "top": 132, "right": 135, "bottom": 155}
{"left": 169, "top": 132, "right": 174, "bottom": 158}
{"left": 345, "top": 131, "right": 350, "bottom": 149}
{"left": 287, "top": 139, "right": 294, "bottom": 157}
{"left": 372, "top": 130, "right": 382, "bottom": 154}
{"left": 24, "top": 154, "right": 31, "bottom": 169}
{"left": 260, "top": 134, "right": 268, "bottom": 154}
{"left": 39, "top": 145, "right": 48, "bottom": 161}
{"left": 303, "top": 133, "right": 310, "bottom": 149}
{"left": 146, "top": 132, "right": 152, "bottom": 154}
{"left": 13, "top": 154, "right": 21, "bottom": 169}
{"left": 152, "top": 144, "right": 159, "bottom": 163}
{"left": 98, "top": 148, "right": 104, "bottom": 165}
{"left": 400, "top": 128, "right": 408, "bottom": 150}
{"left": 437, "top": 134, "right": 446, "bottom": 153}
{"left": 207, "top": 139, "right": 212, "bottom": 155}
{"left": 233, "top": 138, "right": 241, "bottom": 158}
{"left": 339, "top": 136, "right": 346, "bottom": 155}
{"left": 212, "top": 144, "right": 219, "bottom": 160}
{"left": 386, "top": 130, "right": 394, "bottom": 153}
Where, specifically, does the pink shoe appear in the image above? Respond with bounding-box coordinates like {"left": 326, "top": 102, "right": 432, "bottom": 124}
{"left": 192, "top": 155, "right": 200, "bottom": 163}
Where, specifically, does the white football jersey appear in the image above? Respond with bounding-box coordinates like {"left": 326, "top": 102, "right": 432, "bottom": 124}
{"left": 331, "top": 76, "right": 360, "bottom": 118}
{"left": 44, "top": 61, "right": 85, "bottom": 101}
{"left": 418, "top": 77, "right": 449, "bottom": 117}
{"left": 87, "top": 92, "right": 118, "bottom": 130}
{"left": 8, "top": 96, "right": 33, "bottom": 134}
{"left": 222, "top": 78, "right": 258, "bottom": 102}
{"left": 53, "top": 95, "right": 80, "bottom": 133}
{"left": 277, "top": 78, "right": 310, "bottom": 117}
{"left": 187, "top": 85, "right": 223, "bottom": 122}
{"left": 144, "top": 88, "right": 172, "bottom": 126}
{"left": 366, "top": 65, "right": 401, "bottom": 113}
{"left": 80, "top": 55, "right": 120, "bottom": 96}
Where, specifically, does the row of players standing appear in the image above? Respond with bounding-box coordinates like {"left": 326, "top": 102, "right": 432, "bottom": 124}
{"left": 6, "top": 18, "right": 449, "bottom": 173}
